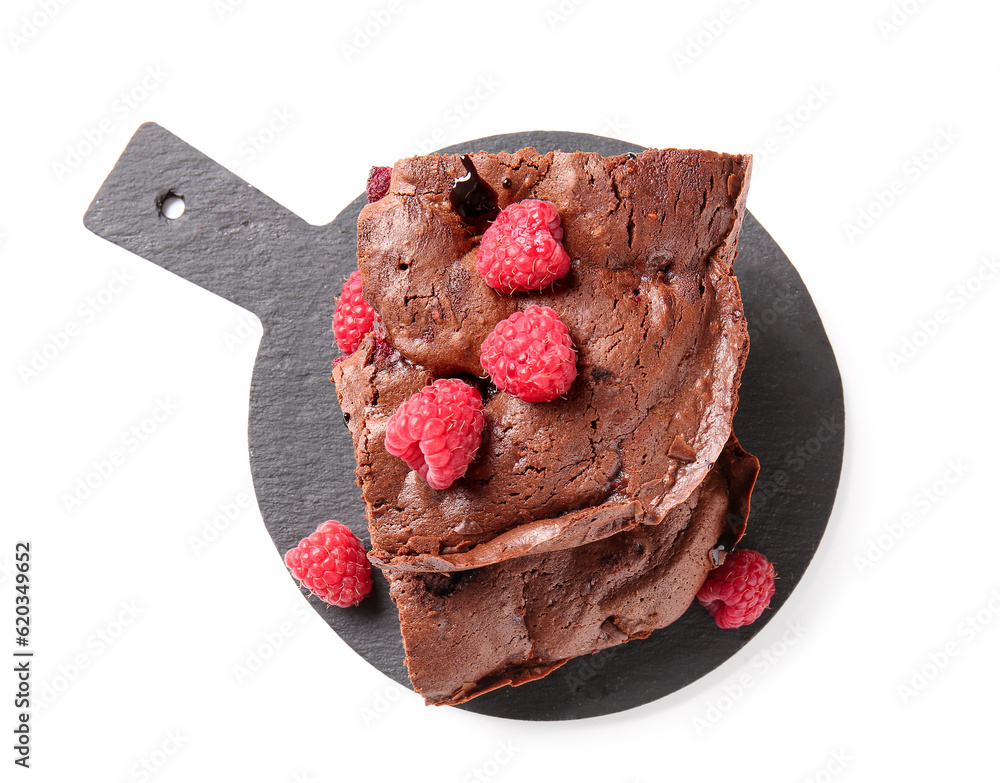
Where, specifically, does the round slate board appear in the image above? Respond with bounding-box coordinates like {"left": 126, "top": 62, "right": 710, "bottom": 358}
{"left": 84, "top": 126, "right": 843, "bottom": 721}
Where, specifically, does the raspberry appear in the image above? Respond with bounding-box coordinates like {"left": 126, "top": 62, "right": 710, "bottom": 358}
{"left": 333, "top": 270, "right": 375, "bottom": 353}
{"left": 476, "top": 199, "right": 571, "bottom": 293}
{"left": 697, "top": 549, "right": 776, "bottom": 629}
{"left": 284, "top": 520, "right": 372, "bottom": 608}
{"left": 367, "top": 166, "right": 391, "bottom": 203}
{"left": 480, "top": 306, "right": 577, "bottom": 403}
{"left": 384, "top": 378, "right": 485, "bottom": 490}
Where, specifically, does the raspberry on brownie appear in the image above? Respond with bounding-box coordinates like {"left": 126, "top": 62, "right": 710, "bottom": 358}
{"left": 476, "top": 199, "right": 571, "bottom": 293}
{"left": 366, "top": 166, "right": 392, "bottom": 203}
{"left": 480, "top": 305, "right": 577, "bottom": 403}
{"left": 335, "top": 146, "right": 752, "bottom": 573}
{"left": 333, "top": 270, "right": 375, "bottom": 354}
{"left": 384, "top": 378, "right": 485, "bottom": 490}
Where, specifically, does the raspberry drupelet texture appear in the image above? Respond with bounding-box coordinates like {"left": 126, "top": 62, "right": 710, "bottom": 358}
{"left": 476, "top": 199, "right": 571, "bottom": 293}
{"left": 333, "top": 270, "right": 375, "bottom": 353}
{"left": 697, "top": 549, "right": 776, "bottom": 629}
{"left": 480, "top": 305, "right": 577, "bottom": 403}
{"left": 284, "top": 520, "right": 372, "bottom": 608}
{"left": 366, "top": 166, "right": 392, "bottom": 203}
{"left": 384, "top": 378, "right": 486, "bottom": 490}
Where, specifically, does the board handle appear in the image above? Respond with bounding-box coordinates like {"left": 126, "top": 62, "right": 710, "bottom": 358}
{"left": 83, "top": 122, "right": 331, "bottom": 314}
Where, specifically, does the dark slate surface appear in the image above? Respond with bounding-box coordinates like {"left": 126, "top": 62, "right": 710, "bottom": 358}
{"left": 84, "top": 124, "right": 844, "bottom": 721}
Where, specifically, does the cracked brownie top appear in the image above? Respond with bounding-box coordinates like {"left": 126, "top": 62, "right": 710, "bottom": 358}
{"left": 333, "top": 146, "right": 752, "bottom": 572}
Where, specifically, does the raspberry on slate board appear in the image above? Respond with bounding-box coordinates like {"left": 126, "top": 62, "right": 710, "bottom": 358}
{"left": 285, "top": 520, "right": 372, "bottom": 608}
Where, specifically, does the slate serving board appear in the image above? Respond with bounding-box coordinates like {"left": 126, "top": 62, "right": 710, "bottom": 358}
{"left": 85, "top": 125, "right": 844, "bottom": 720}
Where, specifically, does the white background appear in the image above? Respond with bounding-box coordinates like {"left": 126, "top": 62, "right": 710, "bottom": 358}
{"left": 3, "top": 0, "right": 998, "bottom": 780}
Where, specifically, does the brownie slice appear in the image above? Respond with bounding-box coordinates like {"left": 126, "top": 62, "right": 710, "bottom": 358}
{"left": 333, "top": 147, "right": 752, "bottom": 572}
{"left": 386, "top": 438, "right": 759, "bottom": 706}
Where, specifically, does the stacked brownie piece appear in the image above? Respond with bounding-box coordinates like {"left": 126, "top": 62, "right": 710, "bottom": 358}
{"left": 332, "top": 146, "right": 757, "bottom": 705}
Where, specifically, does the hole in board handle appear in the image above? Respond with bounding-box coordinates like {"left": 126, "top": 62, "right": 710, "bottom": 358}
{"left": 158, "top": 191, "right": 186, "bottom": 220}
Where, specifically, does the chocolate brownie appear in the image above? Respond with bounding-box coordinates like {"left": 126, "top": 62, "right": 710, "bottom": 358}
{"left": 333, "top": 147, "right": 752, "bottom": 572}
{"left": 386, "top": 438, "right": 759, "bottom": 706}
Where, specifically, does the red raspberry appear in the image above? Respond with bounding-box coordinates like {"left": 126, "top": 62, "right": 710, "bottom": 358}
{"left": 476, "top": 199, "right": 571, "bottom": 293}
{"left": 284, "top": 520, "right": 372, "bottom": 608}
{"left": 384, "top": 378, "right": 485, "bottom": 490}
{"left": 333, "top": 270, "right": 375, "bottom": 353}
{"left": 697, "top": 550, "right": 776, "bottom": 629}
{"left": 480, "top": 306, "right": 577, "bottom": 403}
{"left": 367, "top": 166, "right": 391, "bottom": 203}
